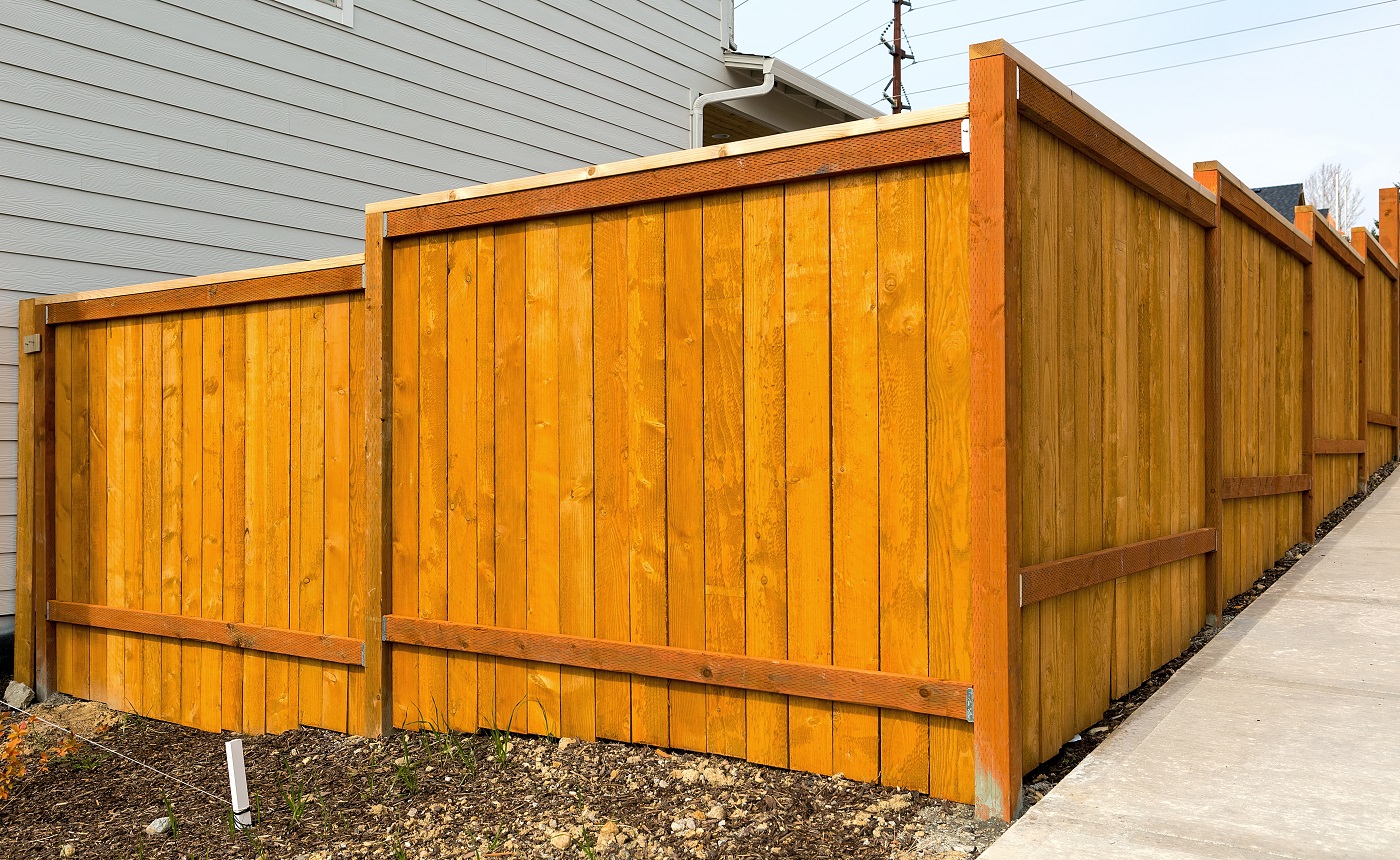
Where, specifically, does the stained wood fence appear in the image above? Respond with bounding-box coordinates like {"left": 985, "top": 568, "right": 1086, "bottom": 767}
{"left": 15, "top": 40, "right": 1400, "bottom": 824}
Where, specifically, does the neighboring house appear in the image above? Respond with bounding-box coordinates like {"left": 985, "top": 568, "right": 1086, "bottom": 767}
{"left": 0, "top": 0, "right": 879, "bottom": 639}
{"left": 1252, "top": 183, "right": 1332, "bottom": 225}
{"left": 1252, "top": 184, "right": 1306, "bottom": 221}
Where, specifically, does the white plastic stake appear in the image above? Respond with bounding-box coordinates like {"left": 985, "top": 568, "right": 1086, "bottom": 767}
{"left": 225, "top": 739, "right": 252, "bottom": 829}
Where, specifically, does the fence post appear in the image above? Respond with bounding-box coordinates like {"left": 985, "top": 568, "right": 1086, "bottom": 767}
{"left": 968, "top": 42, "right": 1023, "bottom": 823}
{"left": 16, "top": 300, "right": 56, "bottom": 698}
{"left": 1192, "top": 167, "right": 1226, "bottom": 626}
{"left": 361, "top": 212, "right": 393, "bottom": 736}
{"left": 1355, "top": 233, "right": 1369, "bottom": 493}
{"left": 1381, "top": 188, "right": 1400, "bottom": 461}
{"left": 1295, "top": 208, "right": 1317, "bottom": 541}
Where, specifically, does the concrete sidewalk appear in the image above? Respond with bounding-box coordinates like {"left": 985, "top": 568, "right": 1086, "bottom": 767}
{"left": 983, "top": 470, "right": 1400, "bottom": 859}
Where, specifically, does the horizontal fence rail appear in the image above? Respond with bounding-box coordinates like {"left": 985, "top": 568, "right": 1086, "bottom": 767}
{"left": 382, "top": 618, "right": 974, "bottom": 721}
{"left": 15, "top": 40, "right": 1400, "bottom": 827}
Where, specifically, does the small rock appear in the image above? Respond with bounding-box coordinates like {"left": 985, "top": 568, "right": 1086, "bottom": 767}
{"left": 550, "top": 832, "right": 572, "bottom": 850}
{"left": 679, "top": 768, "right": 701, "bottom": 784}
{"left": 59, "top": 845, "right": 75, "bottom": 858}
{"left": 370, "top": 804, "right": 386, "bottom": 816}
{"left": 3, "top": 681, "right": 34, "bottom": 709}
{"left": 626, "top": 755, "right": 643, "bottom": 765}
{"left": 558, "top": 737, "right": 575, "bottom": 752}
{"left": 706, "top": 805, "right": 726, "bottom": 821}
{"left": 143, "top": 817, "right": 173, "bottom": 836}
{"left": 671, "top": 818, "right": 697, "bottom": 833}
{"left": 394, "top": 756, "right": 410, "bottom": 767}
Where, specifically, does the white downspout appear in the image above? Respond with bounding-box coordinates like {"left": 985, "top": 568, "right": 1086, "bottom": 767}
{"left": 690, "top": 59, "right": 776, "bottom": 149}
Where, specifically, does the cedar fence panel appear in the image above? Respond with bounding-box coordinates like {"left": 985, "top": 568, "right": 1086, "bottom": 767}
{"left": 1193, "top": 164, "right": 1308, "bottom": 605}
{"left": 16, "top": 39, "right": 1400, "bottom": 826}
{"left": 17, "top": 256, "right": 368, "bottom": 736}
{"left": 1297, "top": 208, "right": 1366, "bottom": 523}
{"left": 1354, "top": 229, "right": 1400, "bottom": 475}
{"left": 370, "top": 111, "right": 980, "bottom": 800}
{"left": 1004, "top": 61, "right": 1210, "bottom": 776}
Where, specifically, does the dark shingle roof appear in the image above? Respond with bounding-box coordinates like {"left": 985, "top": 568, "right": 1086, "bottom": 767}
{"left": 1251, "top": 183, "right": 1306, "bottom": 220}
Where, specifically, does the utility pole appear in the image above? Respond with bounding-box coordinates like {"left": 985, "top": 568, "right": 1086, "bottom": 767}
{"left": 884, "top": 1, "right": 913, "bottom": 114}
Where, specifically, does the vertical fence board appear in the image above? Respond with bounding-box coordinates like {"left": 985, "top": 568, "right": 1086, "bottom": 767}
{"left": 558, "top": 216, "right": 595, "bottom": 742}
{"left": 877, "top": 165, "right": 930, "bottom": 792}
{"left": 418, "top": 235, "right": 450, "bottom": 731}
{"left": 493, "top": 226, "right": 528, "bottom": 732}
{"left": 524, "top": 221, "right": 562, "bottom": 736}
{"left": 199, "top": 313, "right": 223, "bottom": 733}
{"left": 927, "top": 158, "right": 975, "bottom": 803}
{"left": 665, "top": 199, "right": 706, "bottom": 754}
{"left": 392, "top": 238, "right": 422, "bottom": 730}
{"left": 743, "top": 185, "right": 789, "bottom": 768}
{"left": 324, "top": 295, "right": 351, "bottom": 734}
{"left": 444, "top": 230, "right": 480, "bottom": 735}
{"left": 784, "top": 178, "right": 833, "bottom": 776}
{"left": 223, "top": 309, "right": 247, "bottom": 732}
{"left": 626, "top": 203, "right": 669, "bottom": 748}
{"left": 701, "top": 192, "right": 747, "bottom": 761}
{"left": 592, "top": 211, "right": 632, "bottom": 743}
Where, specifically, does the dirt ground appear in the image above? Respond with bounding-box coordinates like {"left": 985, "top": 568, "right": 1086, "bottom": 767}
{"left": 0, "top": 700, "right": 1005, "bottom": 859}
{"left": 3, "top": 461, "right": 1392, "bottom": 859}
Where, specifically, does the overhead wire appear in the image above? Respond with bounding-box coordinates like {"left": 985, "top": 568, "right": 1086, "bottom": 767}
{"left": 800, "top": 0, "right": 968, "bottom": 73}
{"left": 812, "top": 0, "right": 1090, "bottom": 82}
{"left": 774, "top": 0, "right": 875, "bottom": 53}
{"left": 1047, "top": 0, "right": 1397, "bottom": 71}
{"left": 898, "top": 18, "right": 1400, "bottom": 98}
{"left": 1072, "top": 19, "right": 1400, "bottom": 85}
{"left": 850, "top": 0, "right": 1238, "bottom": 96}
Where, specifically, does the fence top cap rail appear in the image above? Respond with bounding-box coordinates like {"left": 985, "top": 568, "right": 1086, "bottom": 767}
{"left": 365, "top": 101, "right": 971, "bottom": 218}
{"left": 1194, "top": 160, "right": 1312, "bottom": 246}
{"left": 1351, "top": 225, "right": 1400, "bottom": 279}
{"left": 972, "top": 38, "right": 1216, "bottom": 207}
{"left": 31, "top": 254, "right": 364, "bottom": 308}
{"left": 1297, "top": 205, "right": 1366, "bottom": 265}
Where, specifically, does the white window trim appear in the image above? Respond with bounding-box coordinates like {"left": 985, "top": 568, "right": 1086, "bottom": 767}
{"left": 269, "top": 0, "right": 353, "bottom": 26}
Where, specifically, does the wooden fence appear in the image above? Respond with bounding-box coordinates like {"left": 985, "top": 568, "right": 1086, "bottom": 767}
{"left": 15, "top": 40, "right": 1400, "bottom": 823}
{"left": 1193, "top": 164, "right": 1308, "bottom": 606}
{"left": 17, "top": 257, "right": 369, "bottom": 736}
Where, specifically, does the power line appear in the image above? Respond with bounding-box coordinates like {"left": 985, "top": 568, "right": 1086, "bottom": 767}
{"left": 852, "top": 0, "right": 1237, "bottom": 95}
{"left": 800, "top": 0, "right": 966, "bottom": 73}
{"left": 1049, "top": 0, "right": 1397, "bottom": 71}
{"left": 907, "top": 0, "right": 1093, "bottom": 40}
{"left": 901, "top": 19, "right": 1400, "bottom": 97}
{"left": 1072, "top": 19, "right": 1400, "bottom": 85}
{"left": 775, "top": 0, "right": 873, "bottom": 53}
{"left": 813, "top": 0, "right": 1088, "bottom": 81}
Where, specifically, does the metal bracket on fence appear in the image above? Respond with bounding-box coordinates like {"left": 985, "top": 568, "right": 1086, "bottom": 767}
{"left": 22, "top": 334, "right": 41, "bottom": 354}
{"left": 966, "top": 688, "right": 975, "bottom": 723}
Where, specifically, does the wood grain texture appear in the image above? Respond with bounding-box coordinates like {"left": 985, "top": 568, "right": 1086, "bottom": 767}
{"left": 968, "top": 51, "right": 1022, "bottom": 822}
{"left": 45, "top": 265, "right": 362, "bottom": 325}
{"left": 381, "top": 618, "right": 972, "bottom": 721}
{"left": 386, "top": 123, "right": 966, "bottom": 237}
{"left": 1015, "top": 73, "right": 1215, "bottom": 228}
{"left": 48, "top": 602, "right": 364, "bottom": 664}
{"left": 1313, "top": 438, "right": 1366, "bottom": 455}
{"left": 1368, "top": 411, "right": 1399, "bottom": 428}
{"left": 1221, "top": 475, "right": 1311, "bottom": 499}
{"left": 1019, "top": 529, "right": 1217, "bottom": 606}
{"left": 829, "top": 175, "right": 879, "bottom": 782}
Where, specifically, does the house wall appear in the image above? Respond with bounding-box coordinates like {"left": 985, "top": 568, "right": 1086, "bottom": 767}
{"left": 0, "top": 0, "right": 842, "bottom": 623}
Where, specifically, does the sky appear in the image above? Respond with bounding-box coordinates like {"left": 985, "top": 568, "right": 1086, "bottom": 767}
{"left": 733, "top": 0, "right": 1400, "bottom": 227}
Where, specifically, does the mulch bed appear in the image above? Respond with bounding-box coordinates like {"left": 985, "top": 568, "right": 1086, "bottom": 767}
{"left": 1021, "top": 458, "right": 1398, "bottom": 805}
{"left": 0, "top": 700, "right": 1005, "bottom": 859}
{"left": 5, "top": 462, "right": 1392, "bottom": 857}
